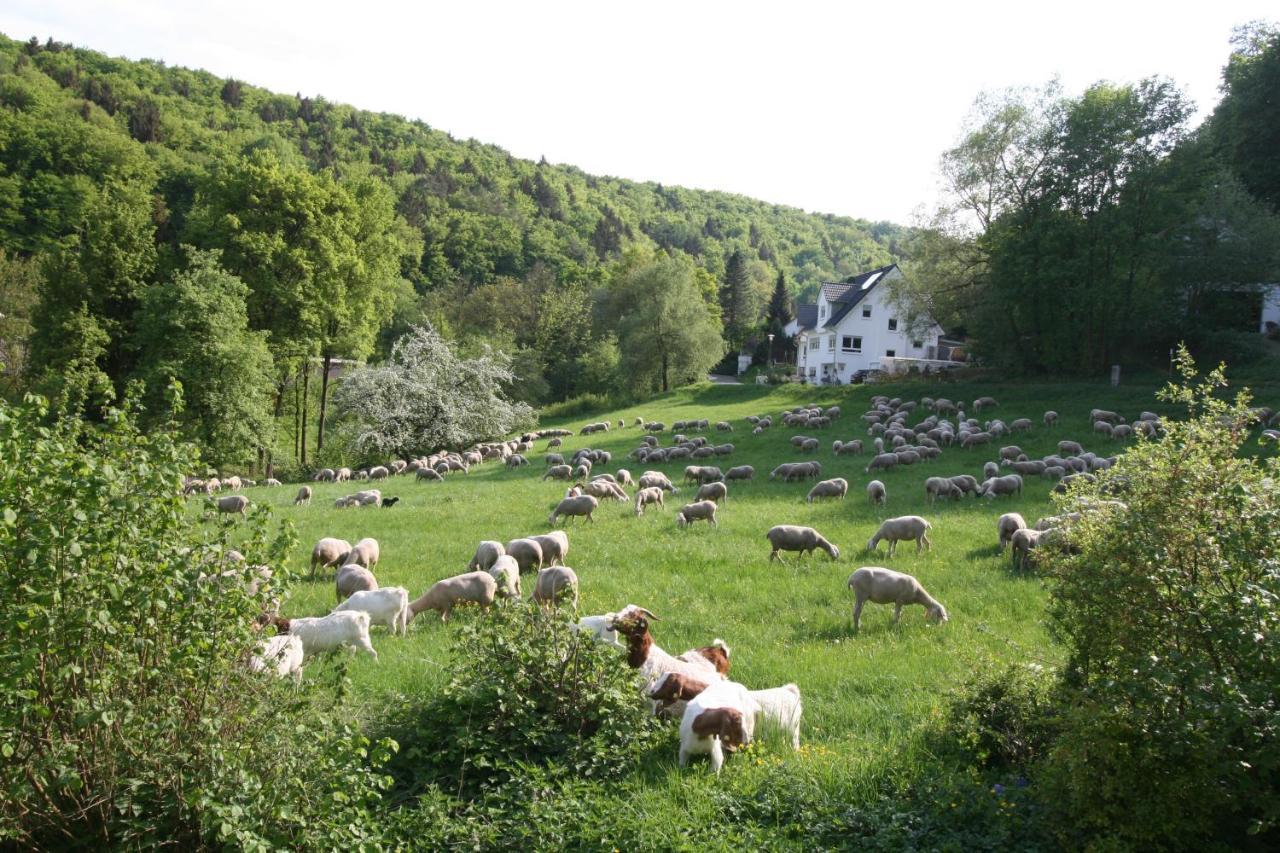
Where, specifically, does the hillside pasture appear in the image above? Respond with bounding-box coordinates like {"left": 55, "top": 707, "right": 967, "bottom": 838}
{"left": 219, "top": 375, "right": 1277, "bottom": 835}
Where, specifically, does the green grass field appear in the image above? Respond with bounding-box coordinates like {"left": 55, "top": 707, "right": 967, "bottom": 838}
{"left": 223, "top": 372, "right": 1278, "bottom": 843}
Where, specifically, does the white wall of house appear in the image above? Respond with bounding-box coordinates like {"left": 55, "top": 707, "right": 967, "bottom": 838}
{"left": 796, "top": 271, "right": 943, "bottom": 383}
{"left": 1262, "top": 284, "right": 1280, "bottom": 334}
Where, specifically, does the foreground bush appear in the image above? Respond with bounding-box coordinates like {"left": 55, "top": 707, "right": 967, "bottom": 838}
{"left": 0, "top": 391, "right": 393, "bottom": 848}
{"left": 383, "top": 601, "right": 662, "bottom": 801}
{"left": 1039, "top": 351, "right": 1280, "bottom": 847}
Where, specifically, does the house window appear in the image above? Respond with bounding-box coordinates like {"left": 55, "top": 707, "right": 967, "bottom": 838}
{"left": 862, "top": 307, "right": 871, "bottom": 319}
{"left": 888, "top": 318, "right": 898, "bottom": 331}
{"left": 819, "top": 304, "right": 826, "bottom": 319}
{"left": 912, "top": 340, "right": 923, "bottom": 349}
{"left": 827, "top": 335, "right": 835, "bottom": 351}
{"left": 841, "top": 336, "right": 862, "bottom": 352}
{"left": 885, "top": 349, "right": 896, "bottom": 358}
{"left": 809, "top": 338, "right": 819, "bottom": 352}
{"left": 808, "top": 367, "right": 816, "bottom": 378}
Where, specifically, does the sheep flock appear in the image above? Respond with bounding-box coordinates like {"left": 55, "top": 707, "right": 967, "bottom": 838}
{"left": 187, "top": 392, "right": 1280, "bottom": 775}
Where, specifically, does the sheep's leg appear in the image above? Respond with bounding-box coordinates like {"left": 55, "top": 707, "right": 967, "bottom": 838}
{"left": 893, "top": 604, "right": 903, "bottom": 624}
{"left": 852, "top": 597, "right": 864, "bottom": 630}
{"left": 922, "top": 533, "right": 932, "bottom": 552}
{"left": 769, "top": 549, "right": 782, "bottom": 563}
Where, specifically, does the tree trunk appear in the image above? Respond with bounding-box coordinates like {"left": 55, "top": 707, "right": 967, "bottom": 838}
{"left": 317, "top": 352, "right": 332, "bottom": 454}
{"left": 293, "top": 366, "right": 301, "bottom": 462}
{"left": 661, "top": 351, "right": 669, "bottom": 392}
{"left": 300, "top": 361, "right": 310, "bottom": 467}
{"left": 267, "top": 382, "right": 285, "bottom": 479}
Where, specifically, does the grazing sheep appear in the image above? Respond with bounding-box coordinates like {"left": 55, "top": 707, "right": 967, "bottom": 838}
{"left": 531, "top": 566, "right": 579, "bottom": 609}
{"left": 574, "top": 611, "right": 627, "bottom": 649}
{"left": 1093, "top": 420, "right": 1115, "bottom": 437}
{"left": 748, "top": 684, "right": 803, "bottom": 750}
{"left": 866, "top": 516, "right": 932, "bottom": 556}
{"left": 314, "top": 468, "right": 337, "bottom": 482}
{"left": 286, "top": 611, "right": 377, "bottom": 660}
{"left": 982, "top": 461, "right": 1000, "bottom": 479}
{"left": 679, "top": 681, "right": 758, "bottom": 773}
{"left": 973, "top": 396, "right": 998, "bottom": 412}
{"left": 997, "top": 512, "right": 1027, "bottom": 551}
{"left": 531, "top": 531, "right": 570, "bottom": 566}
{"left": 368, "top": 465, "right": 390, "bottom": 481}
{"left": 334, "top": 587, "right": 410, "bottom": 636}
{"left": 335, "top": 564, "right": 377, "bottom": 601}
{"left": 215, "top": 495, "right": 250, "bottom": 515}
{"left": 634, "top": 486, "right": 666, "bottom": 516}
{"left": 310, "top": 537, "right": 352, "bottom": 581}
{"left": 468, "top": 540, "right": 506, "bottom": 572}
{"left": 696, "top": 481, "right": 729, "bottom": 504}
{"left": 506, "top": 454, "right": 529, "bottom": 468}
{"left": 505, "top": 538, "right": 544, "bottom": 573}
{"left": 1044, "top": 411, "right": 1059, "bottom": 428}
{"left": 542, "top": 464, "right": 573, "bottom": 481}
{"left": 765, "top": 525, "right": 839, "bottom": 562}
{"left": 488, "top": 555, "right": 522, "bottom": 598}
{"left": 638, "top": 472, "right": 679, "bottom": 494}
{"left": 807, "top": 478, "right": 849, "bottom": 502}
{"left": 1009, "top": 418, "right": 1033, "bottom": 432}
{"left": 848, "top": 567, "right": 948, "bottom": 630}
{"left": 341, "top": 538, "right": 380, "bottom": 570}
{"left": 249, "top": 634, "right": 305, "bottom": 683}
{"left": 998, "top": 445, "right": 1024, "bottom": 462}
{"left": 724, "top": 465, "right": 755, "bottom": 482}
{"left": 1009, "top": 528, "right": 1043, "bottom": 571}
{"left": 294, "top": 486, "right": 312, "bottom": 505}
{"left": 865, "top": 453, "right": 899, "bottom": 474}
{"left": 924, "top": 476, "right": 962, "bottom": 504}
{"left": 549, "top": 495, "right": 599, "bottom": 525}
{"left": 716, "top": 421, "right": 733, "bottom": 431}
{"left": 948, "top": 474, "right": 980, "bottom": 497}
{"left": 978, "top": 474, "right": 1023, "bottom": 499}
{"left": 616, "top": 469, "right": 635, "bottom": 486}
{"left": 417, "top": 467, "right": 444, "bottom": 482}
{"left": 408, "top": 571, "right": 498, "bottom": 622}
{"left": 833, "top": 439, "right": 864, "bottom": 455}
{"left": 675, "top": 500, "right": 719, "bottom": 529}
{"left": 866, "top": 480, "right": 886, "bottom": 505}
{"left": 1058, "top": 439, "right": 1084, "bottom": 456}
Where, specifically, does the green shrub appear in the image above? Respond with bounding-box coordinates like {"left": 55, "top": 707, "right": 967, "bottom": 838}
{"left": 0, "top": 389, "right": 394, "bottom": 848}
{"left": 381, "top": 601, "right": 662, "bottom": 801}
{"left": 1037, "top": 349, "right": 1280, "bottom": 848}
{"left": 942, "top": 663, "right": 1059, "bottom": 771}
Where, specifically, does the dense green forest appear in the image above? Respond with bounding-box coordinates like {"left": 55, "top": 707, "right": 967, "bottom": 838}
{"left": 0, "top": 31, "right": 909, "bottom": 472}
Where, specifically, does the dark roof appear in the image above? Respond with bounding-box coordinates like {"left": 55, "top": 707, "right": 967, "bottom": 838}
{"left": 795, "top": 303, "right": 818, "bottom": 331}
{"left": 824, "top": 264, "right": 898, "bottom": 327}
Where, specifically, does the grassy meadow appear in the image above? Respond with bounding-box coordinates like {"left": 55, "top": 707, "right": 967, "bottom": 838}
{"left": 221, "top": 372, "right": 1278, "bottom": 843}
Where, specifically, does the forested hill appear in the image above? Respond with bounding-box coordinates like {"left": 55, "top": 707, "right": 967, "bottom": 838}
{"left": 0, "top": 34, "right": 904, "bottom": 296}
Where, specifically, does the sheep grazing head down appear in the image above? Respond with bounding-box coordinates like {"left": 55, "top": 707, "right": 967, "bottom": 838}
{"left": 691, "top": 707, "right": 749, "bottom": 752}
{"left": 926, "top": 602, "right": 950, "bottom": 624}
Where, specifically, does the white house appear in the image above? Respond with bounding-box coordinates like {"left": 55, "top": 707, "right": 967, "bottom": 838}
{"left": 787, "top": 264, "right": 950, "bottom": 384}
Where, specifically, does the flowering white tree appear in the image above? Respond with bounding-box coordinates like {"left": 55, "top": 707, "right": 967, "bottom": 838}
{"left": 335, "top": 325, "right": 536, "bottom": 456}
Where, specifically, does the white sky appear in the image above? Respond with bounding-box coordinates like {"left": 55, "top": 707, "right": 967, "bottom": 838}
{"left": 2, "top": 1, "right": 1274, "bottom": 224}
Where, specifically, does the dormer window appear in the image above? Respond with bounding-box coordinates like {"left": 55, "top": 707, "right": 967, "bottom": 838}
{"left": 819, "top": 304, "right": 826, "bottom": 319}
{"left": 862, "top": 307, "right": 871, "bottom": 319}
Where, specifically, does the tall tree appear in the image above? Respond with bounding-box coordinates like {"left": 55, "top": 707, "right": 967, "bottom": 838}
{"left": 764, "top": 269, "right": 793, "bottom": 363}
{"left": 1213, "top": 22, "right": 1280, "bottom": 213}
{"left": 133, "top": 248, "right": 275, "bottom": 468}
{"left": 608, "top": 256, "right": 725, "bottom": 393}
{"left": 719, "top": 248, "right": 750, "bottom": 349}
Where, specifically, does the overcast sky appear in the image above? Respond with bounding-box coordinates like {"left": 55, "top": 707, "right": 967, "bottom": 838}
{"left": 2, "top": 1, "right": 1274, "bottom": 223}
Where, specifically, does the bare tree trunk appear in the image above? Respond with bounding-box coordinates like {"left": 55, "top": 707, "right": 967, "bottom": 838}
{"left": 300, "top": 361, "right": 310, "bottom": 467}
{"left": 661, "top": 351, "right": 669, "bottom": 392}
{"left": 293, "top": 366, "right": 301, "bottom": 462}
{"left": 317, "top": 352, "right": 332, "bottom": 454}
{"left": 267, "top": 381, "right": 285, "bottom": 479}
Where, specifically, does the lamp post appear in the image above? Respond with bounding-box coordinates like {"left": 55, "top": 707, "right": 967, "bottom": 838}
{"left": 767, "top": 333, "right": 775, "bottom": 366}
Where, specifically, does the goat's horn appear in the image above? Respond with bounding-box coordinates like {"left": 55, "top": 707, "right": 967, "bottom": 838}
{"left": 639, "top": 608, "right": 659, "bottom": 621}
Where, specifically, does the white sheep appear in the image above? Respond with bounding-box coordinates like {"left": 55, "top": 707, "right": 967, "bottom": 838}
{"left": 505, "top": 538, "right": 544, "bottom": 573}
{"left": 866, "top": 480, "right": 886, "bottom": 505}
{"left": 1010, "top": 528, "right": 1043, "bottom": 571}
{"left": 747, "top": 684, "right": 803, "bottom": 750}
{"left": 848, "top": 566, "right": 948, "bottom": 630}
{"left": 724, "top": 465, "right": 755, "bottom": 481}
{"left": 531, "top": 566, "right": 579, "bottom": 609}
{"left": 488, "top": 554, "right": 522, "bottom": 598}
{"left": 866, "top": 516, "right": 932, "bottom": 556}
{"left": 335, "top": 564, "right": 377, "bottom": 601}
{"left": 679, "top": 680, "right": 759, "bottom": 773}
{"left": 214, "top": 495, "right": 249, "bottom": 514}
{"left": 531, "top": 531, "right": 570, "bottom": 566}
{"left": 978, "top": 474, "right": 1023, "bottom": 499}
{"left": 675, "top": 500, "right": 719, "bottom": 528}
{"left": 634, "top": 486, "right": 666, "bottom": 516}
{"left": 341, "top": 537, "right": 380, "bottom": 569}
{"left": 249, "top": 634, "right": 305, "bottom": 683}
{"left": 997, "top": 512, "right": 1028, "bottom": 551}
{"left": 638, "top": 472, "right": 679, "bottom": 494}
{"left": 310, "top": 537, "right": 352, "bottom": 581}
{"left": 294, "top": 486, "right": 312, "bottom": 505}
{"left": 286, "top": 611, "right": 378, "bottom": 660}
{"left": 696, "top": 481, "right": 729, "bottom": 504}
{"left": 549, "top": 494, "right": 599, "bottom": 525}
{"left": 468, "top": 540, "right": 505, "bottom": 572}
{"left": 333, "top": 587, "right": 410, "bottom": 636}
{"left": 924, "top": 476, "right": 962, "bottom": 504}
{"left": 765, "top": 525, "right": 839, "bottom": 561}
{"left": 806, "top": 478, "right": 848, "bottom": 502}
{"left": 408, "top": 571, "right": 498, "bottom": 622}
